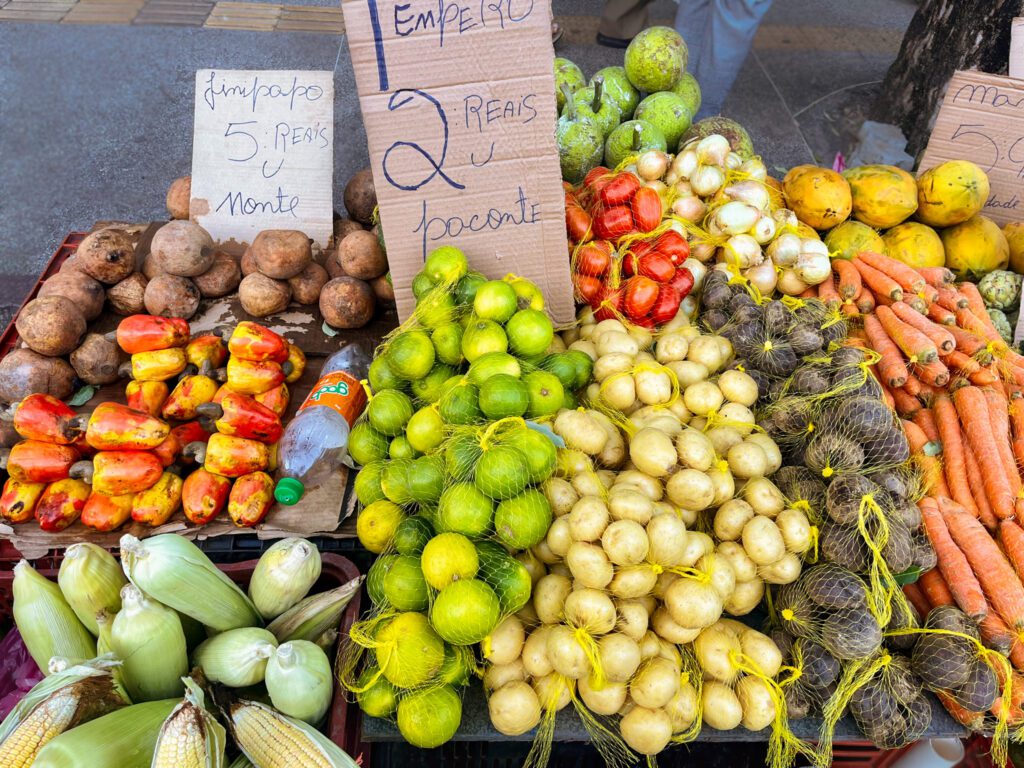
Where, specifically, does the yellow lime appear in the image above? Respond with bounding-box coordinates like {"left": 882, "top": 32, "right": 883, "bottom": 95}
{"left": 430, "top": 579, "right": 501, "bottom": 645}
{"left": 424, "top": 245, "right": 469, "bottom": 283}
{"left": 478, "top": 552, "right": 532, "bottom": 614}
{"left": 411, "top": 363, "right": 456, "bottom": 404}
{"left": 374, "top": 612, "right": 444, "bottom": 689}
{"left": 478, "top": 374, "right": 529, "bottom": 420}
{"left": 439, "top": 381, "right": 482, "bottom": 425}
{"left": 506, "top": 309, "right": 554, "bottom": 358}
{"left": 539, "top": 352, "right": 578, "bottom": 391}
{"left": 523, "top": 371, "right": 564, "bottom": 418}
{"left": 504, "top": 427, "right": 557, "bottom": 484}
{"left": 432, "top": 323, "right": 465, "bottom": 366}
{"left": 382, "top": 554, "right": 429, "bottom": 611}
{"left": 389, "top": 435, "right": 420, "bottom": 460}
{"left": 437, "top": 482, "right": 494, "bottom": 537}
{"left": 356, "top": 666, "right": 398, "bottom": 717}
{"left": 381, "top": 459, "right": 414, "bottom": 505}
{"left": 396, "top": 684, "right": 462, "bottom": 748}
{"left": 368, "top": 389, "right": 414, "bottom": 436}
{"left": 475, "top": 445, "right": 530, "bottom": 500}
{"left": 467, "top": 352, "right": 521, "bottom": 385}
{"left": 473, "top": 280, "right": 518, "bottom": 322}
{"left": 438, "top": 644, "right": 473, "bottom": 686}
{"left": 444, "top": 433, "right": 482, "bottom": 480}
{"left": 507, "top": 276, "right": 545, "bottom": 311}
{"left": 416, "top": 291, "right": 457, "bottom": 329}
{"left": 407, "top": 406, "right": 445, "bottom": 454}
{"left": 461, "top": 319, "right": 508, "bottom": 362}
{"left": 407, "top": 455, "right": 445, "bottom": 505}
{"left": 387, "top": 330, "right": 436, "bottom": 381}
{"left": 349, "top": 422, "right": 389, "bottom": 466}
{"left": 354, "top": 461, "right": 386, "bottom": 506}
{"left": 495, "top": 489, "right": 552, "bottom": 549}
{"left": 564, "top": 350, "right": 594, "bottom": 389}
{"left": 357, "top": 500, "right": 406, "bottom": 553}
{"left": 421, "top": 532, "right": 479, "bottom": 589}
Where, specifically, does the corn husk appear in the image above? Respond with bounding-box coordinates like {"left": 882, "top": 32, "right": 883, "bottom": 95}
{"left": 120, "top": 534, "right": 261, "bottom": 632}
{"left": 58, "top": 543, "right": 126, "bottom": 635}
{"left": 315, "top": 629, "right": 338, "bottom": 652}
{"left": 33, "top": 698, "right": 177, "bottom": 768}
{"left": 228, "top": 756, "right": 254, "bottom": 768}
{"left": 265, "top": 640, "right": 332, "bottom": 725}
{"left": 13, "top": 561, "right": 96, "bottom": 674}
{"left": 0, "top": 657, "right": 125, "bottom": 767}
{"left": 227, "top": 699, "right": 358, "bottom": 768}
{"left": 248, "top": 538, "right": 321, "bottom": 620}
{"left": 265, "top": 577, "right": 362, "bottom": 644}
{"left": 94, "top": 610, "right": 128, "bottom": 696}
{"left": 177, "top": 610, "right": 207, "bottom": 651}
{"left": 193, "top": 628, "right": 277, "bottom": 687}
{"left": 151, "top": 677, "right": 227, "bottom": 768}
{"left": 111, "top": 585, "right": 187, "bottom": 702}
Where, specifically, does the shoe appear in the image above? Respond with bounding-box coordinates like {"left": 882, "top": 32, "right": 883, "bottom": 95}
{"left": 552, "top": 21, "right": 563, "bottom": 45}
{"left": 596, "top": 32, "right": 631, "bottom": 49}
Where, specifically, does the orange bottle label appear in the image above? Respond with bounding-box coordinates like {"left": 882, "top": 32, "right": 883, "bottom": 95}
{"left": 299, "top": 371, "right": 367, "bottom": 427}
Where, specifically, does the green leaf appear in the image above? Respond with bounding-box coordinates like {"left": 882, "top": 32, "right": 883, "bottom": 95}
{"left": 893, "top": 565, "right": 924, "bottom": 585}
{"left": 68, "top": 385, "right": 97, "bottom": 406}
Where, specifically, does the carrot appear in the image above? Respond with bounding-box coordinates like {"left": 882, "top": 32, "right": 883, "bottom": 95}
{"left": 943, "top": 349, "right": 984, "bottom": 376}
{"left": 917, "top": 284, "right": 940, "bottom": 306}
{"left": 999, "top": 521, "right": 1024, "bottom": 584}
{"left": 964, "top": 440, "right": 999, "bottom": 529}
{"left": 879, "top": 383, "right": 896, "bottom": 411}
{"left": 855, "top": 286, "right": 876, "bottom": 314}
{"left": 917, "top": 266, "right": 956, "bottom": 288}
{"left": 956, "top": 386, "right": 1018, "bottom": 520}
{"left": 961, "top": 282, "right": 997, "bottom": 325}
{"left": 942, "top": 500, "right": 1024, "bottom": 628}
{"left": 911, "top": 359, "right": 950, "bottom": 388}
{"left": 852, "top": 258, "right": 903, "bottom": 301}
{"left": 919, "top": 498, "right": 988, "bottom": 620}
{"left": 912, "top": 407, "right": 940, "bottom": 443}
{"left": 956, "top": 307, "right": 1003, "bottom": 346}
{"left": 937, "top": 286, "right": 969, "bottom": 311}
{"left": 918, "top": 568, "right": 955, "bottom": 608}
{"left": 891, "top": 301, "right": 956, "bottom": 354}
{"left": 927, "top": 302, "right": 957, "bottom": 326}
{"left": 816, "top": 274, "right": 840, "bottom": 308}
{"left": 876, "top": 305, "right": 939, "bottom": 364}
{"left": 797, "top": 287, "right": 817, "bottom": 300}
{"left": 904, "top": 419, "right": 949, "bottom": 497}
{"left": 947, "top": 324, "right": 992, "bottom": 361}
{"left": 934, "top": 394, "right": 979, "bottom": 518}
{"left": 1010, "top": 395, "right": 1024, "bottom": 441}
{"left": 862, "top": 314, "right": 909, "bottom": 388}
{"left": 833, "top": 259, "right": 862, "bottom": 300}
{"left": 902, "top": 582, "right": 931, "bottom": 618}
{"left": 969, "top": 367, "right": 1001, "bottom": 387}
{"left": 936, "top": 691, "right": 986, "bottom": 730}
{"left": 983, "top": 387, "right": 1022, "bottom": 501}
{"left": 891, "top": 387, "right": 921, "bottom": 418}
{"left": 979, "top": 608, "right": 1016, "bottom": 657}
{"left": 858, "top": 250, "right": 926, "bottom": 294}
{"left": 903, "top": 373, "right": 922, "bottom": 397}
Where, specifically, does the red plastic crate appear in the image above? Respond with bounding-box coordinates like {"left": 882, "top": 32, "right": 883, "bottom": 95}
{"left": 831, "top": 736, "right": 996, "bottom": 768}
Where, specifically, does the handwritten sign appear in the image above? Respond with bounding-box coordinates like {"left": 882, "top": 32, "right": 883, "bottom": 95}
{"left": 190, "top": 69, "right": 334, "bottom": 248}
{"left": 919, "top": 70, "right": 1024, "bottom": 226}
{"left": 340, "top": 0, "right": 574, "bottom": 325}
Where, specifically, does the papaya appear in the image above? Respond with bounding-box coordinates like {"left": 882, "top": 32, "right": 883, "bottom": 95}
{"left": 1004, "top": 221, "right": 1024, "bottom": 274}
{"left": 782, "top": 165, "right": 852, "bottom": 231}
{"left": 824, "top": 220, "right": 885, "bottom": 261}
{"left": 842, "top": 164, "right": 918, "bottom": 228}
{"left": 881, "top": 222, "right": 944, "bottom": 269}
{"left": 916, "top": 160, "right": 989, "bottom": 228}
{"left": 940, "top": 214, "right": 1009, "bottom": 278}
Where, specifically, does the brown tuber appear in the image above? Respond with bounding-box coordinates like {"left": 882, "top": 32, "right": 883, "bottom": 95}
{"left": 287, "top": 262, "right": 329, "bottom": 305}
{"left": 344, "top": 168, "right": 377, "bottom": 224}
{"left": 240, "top": 247, "right": 258, "bottom": 276}
{"left": 144, "top": 274, "right": 201, "bottom": 319}
{"left": 334, "top": 217, "right": 364, "bottom": 243}
{"left": 37, "top": 271, "right": 106, "bottom": 321}
{"left": 239, "top": 272, "right": 291, "bottom": 317}
{"left": 193, "top": 251, "right": 242, "bottom": 298}
{"left": 107, "top": 272, "right": 149, "bottom": 315}
{"left": 16, "top": 296, "right": 86, "bottom": 357}
{"left": 0, "top": 349, "right": 75, "bottom": 402}
{"left": 150, "top": 220, "right": 215, "bottom": 277}
{"left": 252, "top": 230, "right": 312, "bottom": 279}
{"left": 323, "top": 250, "right": 346, "bottom": 280}
{"left": 371, "top": 274, "right": 395, "bottom": 303}
{"left": 338, "top": 230, "right": 388, "bottom": 280}
{"left": 320, "top": 276, "right": 375, "bottom": 329}
{"left": 70, "top": 333, "right": 126, "bottom": 385}
{"left": 166, "top": 175, "right": 192, "bottom": 220}
{"left": 75, "top": 228, "right": 137, "bottom": 285}
{"left": 141, "top": 252, "right": 165, "bottom": 280}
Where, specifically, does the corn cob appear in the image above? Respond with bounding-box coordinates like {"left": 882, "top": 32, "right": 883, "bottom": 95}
{"left": 228, "top": 754, "right": 255, "bottom": 768}
{"left": 265, "top": 577, "right": 362, "bottom": 643}
{"left": 57, "top": 542, "right": 126, "bottom": 634}
{"left": 227, "top": 699, "right": 358, "bottom": 768}
{"left": 151, "top": 677, "right": 226, "bottom": 768}
{"left": 265, "top": 640, "right": 332, "bottom": 725}
{"left": 193, "top": 627, "right": 277, "bottom": 687}
{"left": 13, "top": 561, "right": 96, "bottom": 672}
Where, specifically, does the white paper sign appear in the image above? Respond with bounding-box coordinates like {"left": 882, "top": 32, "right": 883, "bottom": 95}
{"left": 1011, "top": 18, "right": 1024, "bottom": 80}
{"left": 190, "top": 69, "right": 334, "bottom": 248}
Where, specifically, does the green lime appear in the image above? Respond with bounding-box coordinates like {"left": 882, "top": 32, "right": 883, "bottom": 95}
{"left": 523, "top": 371, "right": 564, "bottom": 418}
{"left": 393, "top": 515, "right": 435, "bottom": 555}
{"left": 439, "top": 381, "right": 482, "bottom": 425}
{"left": 430, "top": 579, "right": 501, "bottom": 645}
{"left": 357, "top": 500, "right": 406, "bottom": 553}
{"left": 424, "top": 245, "right": 469, "bottom": 284}
{"left": 437, "top": 482, "right": 494, "bottom": 537}
{"left": 562, "top": 390, "right": 579, "bottom": 409}
{"left": 506, "top": 309, "right": 554, "bottom": 358}
{"left": 504, "top": 427, "right": 557, "bottom": 484}
{"left": 564, "top": 350, "right": 595, "bottom": 390}
{"left": 349, "top": 422, "right": 389, "bottom": 466}
{"left": 432, "top": 323, "right": 465, "bottom": 366}
{"left": 478, "top": 374, "right": 529, "bottom": 420}
{"left": 368, "top": 389, "right": 414, "bottom": 436}
{"left": 416, "top": 291, "right": 457, "bottom": 329}
{"left": 368, "top": 356, "right": 405, "bottom": 394}
{"left": 389, "top": 435, "right": 420, "bottom": 460}
{"left": 411, "top": 363, "right": 456, "bottom": 404}
{"left": 473, "top": 280, "right": 518, "bottom": 323}
{"left": 381, "top": 459, "right": 414, "bottom": 505}
{"left": 475, "top": 445, "right": 530, "bottom": 500}
{"left": 455, "top": 272, "right": 487, "bottom": 306}
{"left": 366, "top": 553, "right": 398, "bottom": 606}
{"left": 540, "top": 353, "right": 578, "bottom": 391}
{"left": 412, "top": 272, "right": 436, "bottom": 300}
{"left": 444, "top": 433, "right": 481, "bottom": 480}
{"left": 356, "top": 666, "right": 398, "bottom": 717}
{"left": 495, "top": 489, "right": 552, "bottom": 549}
{"left": 421, "top": 532, "right": 478, "bottom": 589}
{"left": 479, "top": 553, "right": 532, "bottom": 614}
{"left": 407, "top": 406, "right": 445, "bottom": 454}
{"left": 354, "top": 461, "right": 386, "bottom": 506}
{"left": 467, "top": 352, "right": 521, "bottom": 385}
{"left": 383, "top": 554, "right": 429, "bottom": 611}
{"left": 387, "top": 331, "right": 436, "bottom": 381}
{"left": 461, "top": 319, "right": 508, "bottom": 362}
{"left": 407, "top": 455, "right": 445, "bottom": 505}
{"left": 475, "top": 540, "right": 510, "bottom": 564}
{"left": 438, "top": 644, "right": 473, "bottom": 686}
{"left": 396, "top": 684, "right": 462, "bottom": 749}
{"left": 418, "top": 505, "right": 439, "bottom": 528}
{"left": 375, "top": 612, "right": 444, "bottom": 689}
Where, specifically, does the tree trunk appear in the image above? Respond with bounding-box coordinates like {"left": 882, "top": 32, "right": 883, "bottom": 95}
{"left": 874, "top": 0, "right": 1024, "bottom": 158}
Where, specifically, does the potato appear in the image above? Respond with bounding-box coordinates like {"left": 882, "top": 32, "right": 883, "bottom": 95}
{"left": 746, "top": 433, "right": 782, "bottom": 474}
{"left": 371, "top": 274, "right": 395, "bottom": 303}
{"left": 488, "top": 681, "right": 541, "bottom": 736}
{"left": 521, "top": 627, "right": 553, "bottom": 678}
{"left": 484, "top": 659, "right": 527, "bottom": 691}
{"left": 614, "top": 470, "right": 663, "bottom": 502}
{"left": 546, "top": 624, "right": 590, "bottom": 679}
{"left": 70, "top": 333, "right": 125, "bottom": 385}
{"left": 655, "top": 331, "right": 690, "bottom": 363}
{"left": 777, "top": 507, "right": 812, "bottom": 553}
{"left": 759, "top": 553, "right": 802, "bottom": 585}
{"left": 714, "top": 499, "right": 755, "bottom": 542}
{"left": 166, "top": 175, "right": 191, "bottom": 219}
{"left": 680, "top": 531, "right": 715, "bottom": 567}
{"left": 483, "top": 615, "right": 525, "bottom": 666}
{"left": 532, "top": 673, "right": 573, "bottom": 712}
{"left": 737, "top": 676, "right": 776, "bottom": 731}
{"left": 741, "top": 516, "right": 786, "bottom": 565}
{"left": 338, "top": 230, "right": 388, "bottom": 280}
{"left": 631, "top": 657, "right": 680, "bottom": 709}
{"left": 593, "top": 352, "right": 633, "bottom": 383}
{"left": 16, "top": 296, "right": 86, "bottom": 356}
{"left": 333, "top": 216, "right": 364, "bottom": 241}
{"left": 608, "top": 565, "right": 658, "bottom": 599}
{"left": 694, "top": 623, "right": 742, "bottom": 683}
{"left": 620, "top": 706, "right": 673, "bottom": 756}
{"left": 344, "top": 168, "right": 377, "bottom": 224}
{"left": 545, "top": 516, "right": 572, "bottom": 558}
{"left": 144, "top": 274, "right": 201, "bottom": 319}
{"left": 740, "top": 628, "right": 782, "bottom": 678}
{"left": 707, "top": 425, "right": 743, "bottom": 456}
{"left": 544, "top": 477, "right": 578, "bottom": 517}
{"left": 37, "top": 272, "right": 105, "bottom": 321}
{"left": 566, "top": 542, "right": 614, "bottom": 589}
{"left": 717, "top": 541, "right": 758, "bottom": 582}
{"left": 609, "top": 486, "right": 654, "bottom": 524}
{"left": 702, "top": 682, "right": 743, "bottom": 730}
{"left": 646, "top": 513, "right": 688, "bottom": 567}
{"left": 571, "top": 470, "right": 605, "bottom": 498}
{"left": 106, "top": 272, "right": 148, "bottom": 315}
{"left": 76, "top": 228, "right": 137, "bottom": 284}
{"left": 629, "top": 428, "right": 677, "bottom": 478}
{"left": 708, "top": 466, "right": 737, "bottom": 507}
{"left": 579, "top": 676, "right": 628, "bottom": 716}
{"left": 532, "top": 539, "right": 560, "bottom": 565}
{"left": 533, "top": 573, "right": 572, "bottom": 624}
{"left": 718, "top": 402, "right": 755, "bottom": 434}
{"left": 320, "top": 277, "right": 375, "bottom": 329}
{"left": 675, "top": 428, "right": 714, "bottom": 471}
{"left": 724, "top": 578, "right": 765, "bottom": 616}
{"left": 687, "top": 335, "right": 726, "bottom": 372}
{"left": 651, "top": 606, "right": 700, "bottom": 644}
{"left": 718, "top": 368, "right": 759, "bottom": 405}
{"left": 193, "top": 251, "right": 242, "bottom": 298}
{"left": 151, "top": 221, "right": 215, "bottom": 277}
{"left": 602, "top": 519, "right": 649, "bottom": 565}
{"left": 596, "top": 330, "right": 639, "bottom": 357}
{"left": 0, "top": 349, "right": 75, "bottom": 402}
{"left": 280, "top": 262, "right": 328, "bottom": 305}
{"left": 666, "top": 684, "right": 698, "bottom": 733}
{"left": 743, "top": 477, "right": 785, "bottom": 518}
{"left": 568, "top": 496, "right": 609, "bottom": 541}
{"left": 600, "top": 374, "right": 636, "bottom": 411}
{"left": 635, "top": 367, "right": 673, "bottom": 405}
{"left": 667, "top": 360, "right": 709, "bottom": 387}
{"left": 728, "top": 441, "right": 769, "bottom": 479}
{"left": 555, "top": 410, "right": 607, "bottom": 455}
{"left": 666, "top": 469, "right": 715, "bottom": 511}
{"left": 683, "top": 380, "right": 724, "bottom": 417}
{"left": 664, "top": 578, "right": 723, "bottom": 630}
{"left": 616, "top": 600, "right": 649, "bottom": 642}
{"left": 565, "top": 588, "right": 616, "bottom": 634}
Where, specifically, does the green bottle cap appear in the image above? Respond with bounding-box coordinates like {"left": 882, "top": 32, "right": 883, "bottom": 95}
{"left": 274, "top": 477, "right": 305, "bottom": 506}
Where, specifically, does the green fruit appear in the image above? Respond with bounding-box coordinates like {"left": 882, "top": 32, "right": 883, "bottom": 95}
{"left": 430, "top": 579, "right": 501, "bottom": 645}
{"left": 475, "top": 540, "right": 509, "bottom": 563}
{"left": 349, "top": 422, "right": 389, "bottom": 466}
{"left": 356, "top": 666, "right": 398, "bottom": 717}
{"left": 354, "top": 461, "right": 386, "bottom": 506}
{"left": 389, "top": 435, "right": 420, "bottom": 460}
{"left": 366, "top": 554, "right": 398, "bottom": 606}
{"left": 396, "top": 684, "right": 461, "bottom": 748}
{"left": 680, "top": 116, "right": 754, "bottom": 158}
{"left": 562, "top": 391, "right": 579, "bottom": 410}
{"left": 421, "top": 532, "right": 479, "bottom": 589}
{"left": 475, "top": 445, "right": 530, "bottom": 500}
{"left": 569, "top": 76, "right": 620, "bottom": 138}
{"left": 478, "top": 374, "right": 529, "bottom": 420}
{"left": 564, "top": 350, "right": 595, "bottom": 390}
{"left": 424, "top": 245, "right": 469, "bottom": 283}
{"left": 438, "top": 644, "right": 473, "bottom": 687}
{"left": 467, "top": 352, "right": 522, "bottom": 385}
{"left": 506, "top": 309, "right": 554, "bottom": 358}
{"left": 368, "top": 356, "right": 404, "bottom": 393}
{"left": 473, "top": 281, "right": 518, "bottom": 323}
{"left": 406, "top": 406, "right": 445, "bottom": 454}
{"left": 375, "top": 612, "right": 444, "bottom": 689}
{"left": 523, "top": 371, "right": 564, "bottom": 418}
{"left": 416, "top": 291, "right": 457, "bottom": 329}
{"left": 504, "top": 427, "right": 557, "bottom": 484}
{"left": 591, "top": 66, "right": 639, "bottom": 118}
{"left": 555, "top": 57, "right": 586, "bottom": 112}
{"left": 437, "top": 482, "right": 494, "bottom": 537}
{"left": 557, "top": 85, "right": 604, "bottom": 184}
{"left": 432, "top": 324, "right": 464, "bottom": 366}
{"left": 368, "top": 389, "right": 414, "bottom": 436}
{"left": 412, "top": 272, "right": 436, "bottom": 300}
{"left": 605, "top": 120, "right": 667, "bottom": 169}
{"left": 495, "top": 489, "right": 553, "bottom": 549}
{"left": 539, "top": 353, "right": 578, "bottom": 391}
{"left": 461, "top": 319, "right": 508, "bottom": 362}
{"left": 411, "top": 363, "right": 457, "bottom": 404}
{"left": 393, "top": 515, "right": 435, "bottom": 555}
{"left": 380, "top": 458, "right": 414, "bottom": 504}
{"left": 455, "top": 272, "right": 488, "bottom": 306}
{"left": 671, "top": 71, "right": 702, "bottom": 116}
{"left": 479, "top": 553, "right": 532, "bottom": 614}
{"left": 624, "top": 25, "right": 687, "bottom": 92}
{"left": 382, "top": 555, "right": 429, "bottom": 611}
{"left": 439, "top": 381, "right": 482, "bottom": 425}
{"left": 445, "top": 433, "right": 482, "bottom": 479}
{"left": 387, "top": 331, "right": 436, "bottom": 381}
{"left": 407, "top": 455, "right": 445, "bottom": 505}
{"left": 634, "top": 91, "right": 693, "bottom": 150}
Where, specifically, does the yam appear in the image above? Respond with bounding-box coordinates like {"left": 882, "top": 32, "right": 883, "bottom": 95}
{"left": 238, "top": 273, "right": 291, "bottom": 317}
{"left": 16, "top": 296, "right": 86, "bottom": 356}
{"left": 339, "top": 230, "right": 388, "bottom": 280}
{"left": 70, "top": 333, "right": 125, "bottom": 385}
{"left": 334, "top": 216, "right": 364, "bottom": 242}
{"left": 151, "top": 220, "right": 215, "bottom": 277}
{"left": 142, "top": 252, "right": 165, "bottom": 280}
{"left": 193, "top": 251, "right": 242, "bottom": 298}
{"left": 75, "top": 228, "right": 137, "bottom": 284}
{"left": 166, "top": 175, "right": 191, "bottom": 220}
{"left": 344, "top": 168, "right": 377, "bottom": 224}
{"left": 287, "top": 262, "right": 329, "bottom": 305}
{"left": 0, "top": 349, "right": 75, "bottom": 402}
{"left": 804, "top": 433, "right": 864, "bottom": 476}
{"left": 799, "top": 641, "right": 840, "bottom": 690}
{"left": 241, "top": 247, "right": 258, "bottom": 276}
{"left": 826, "top": 474, "right": 879, "bottom": 525}
{"left": 324, "top": 250, "right": 346, "bottom": 279}
{"left": 948, "top": 661, "right": 999, "bottom": 712}
{"left": 252, "top": 230, "right": 312, "bottom": 279}
{"left": 106, "top": 272, "right": 149, "bottom": 315}
{"left": 320, "top": 276, "right": 375, "bottom": 329}
{"left": 821, "top": 608, "right": 882, "bottom": 660}
{"left": 371, "top": 274, "right": 395, "bottom": 303}
{"left": 143, "top": 274, "right": 201, "bottom": 319}
{"left": 37, "top": 271, "right": 105, "bottom": 321}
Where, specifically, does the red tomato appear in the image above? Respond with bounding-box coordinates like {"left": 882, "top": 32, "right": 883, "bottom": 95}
{"left": 668, "top": 267, "right": 695, "bottom": 299}
{"left": 655, "top": 231, "right": 690, "bottom": 265}
{"left": 573, "top": 274, "right": 603, "bottom": 303}
{"left": 591, "top": 286, "right": 623, "bottom": 322}
{"left": 584, "top": 166, "right": 610, "bottom": 188}
{"left": 620, "top": 241, "right": 653, "bottom": 278}
{"left": 631, "top": 315, "right": 657, "bottom": 329}
{"left": 582, "top": 167, "right": 613, "bottom": 207}
{"left": 565, "top": 202, "right": 592, "bottom": 244}
{"left": 623, "top": 276, "right": 660, "bottom": 320}
{"left": 637, "top": 252, "right": 676, "bottom": 283}
{"left": 594, "top": 206, "right": 634, "bottom": 240}
{"left": 575, "top": 241, "right": 612, "bottom": 277}
{"left": 631, "top": 186, "right": 662, "bottom": 232}
{"left": 650, "top": 285, "right": 683, "bottom": 324}
{"left": 599, "top": 172, "right": 642, "bottom": 207}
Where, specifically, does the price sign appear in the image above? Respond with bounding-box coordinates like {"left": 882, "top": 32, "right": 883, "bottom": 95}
{"left": 340, "top": 0, "right": 574, "bottom": 324}
{"left": 190, "top": 69, "right": 334, "bottom": 249}
{"left": 919, "top": 70, "right": 1024, "bottom": 226}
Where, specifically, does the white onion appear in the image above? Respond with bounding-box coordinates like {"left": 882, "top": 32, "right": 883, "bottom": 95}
{"left": 712, "top": 201, "right": 761, "bottom": 236}
{"left": 637, "top": 150, "right": 671, "bottom": 181}
{"left": 752, "top": 215, "right": 777, "bottom": 245}
{"left": 681, "top": 258, "right": 706, "bottom": 289}
{"left": 673, "top": 150, "right": 699, "bottom": 180}
{"left": 690, "top": 165, "right": 725, "bottom": 197}
{"left": 739, "top": 158, "right": 768, "bottom": 181}
{"left": 744, "top": 263, "right": 778, "bottom": 295}
{"left": 689, "top": 241, "right": 716, "bottom": 262}
{"left": 723, "top": 181, "right": 771, "bottom": 211}
{"left": 673, "top": 180, "right": 693, "bottom": 197}
{"left": 623, "top": 163, "right": 639, "bottom": 176}
{"left": 794, "top": 252, "right": 831, "bottom": 284}
{"left": 644, "top": 180, "right": 668, "bottom": 196}
{"left": 776, "top": 268, "right": 809, "bottom": 295}
{"left": 766, "top": 233, "right": 801, "bottom": 267}
{"left": 669, "top": 220, "right": 687, "bottom": 237}
{"left": 664, "top": 169, "right": 681, "bottom": 186}
{"left": 800, "top": 239, "right": 830, "bottom": 258}
{"left": 680, "top": 295, "right": 698, "bottom": 319}
{"left": 719, "top": 234, "right": 762, "bottom": 268}
{"left": 696, "top": 135, "right": 730, "bottom": 167}
{"left": 672, "top": 195, "right": 706, "bottom": 221}
{"left": 725, "top": 152, "right": 742, "bottom": 170}
{"left": 772, "top": 208, "right": 798, "bottom": 229}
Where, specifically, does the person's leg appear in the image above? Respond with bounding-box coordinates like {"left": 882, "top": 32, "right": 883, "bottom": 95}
{"left": 598, "top": 0, "right": 655, "bottom": 46}
{"left": 674, "top": 0, "right": 712, "bottom": 74}
{"left": 692, "top": 0, "right": 773, "bottom": 119}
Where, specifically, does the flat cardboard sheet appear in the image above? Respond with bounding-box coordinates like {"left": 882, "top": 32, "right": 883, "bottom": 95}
{"left": 918, "top": 70, "right": 1024, "bottom": 226}
{"left": 190, "top": 69, "right": 335, "bottom": 249}
{"left": 1011, "top": 18, "right": 1024, "bottom": 80}
{"left": 339, "top": 0, "right": 575, "bottom": 326}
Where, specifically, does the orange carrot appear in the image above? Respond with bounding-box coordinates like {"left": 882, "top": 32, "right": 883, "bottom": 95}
{"left": 912, "top": 407, "right": 940, "bottom": 443}
{"left": 955, "top": 386, "right": 1017, "bottom": 520}
{"left": 979, "top": 608, "right": 1016, "bottom": 657}
{"left": 918, "top": 266, "right": 956, "bottom": 288}
{"left": 927, "top": 303, "right": 957, "bottom": 326}
{"left": 957, "top": 307, "right": 1005, "bottom": 348}
{"left": 855, "top": 286, "right": 876, "bottom": 314}
{"left": 852, "top": 258, "right": 903, "bottom": 300}
{"left": 936, "top": 691, "right": 985, "bottom": 730}
{"left": 934, "top": 394, "right": 979, "bottom": 518}
{"left": 918, "top": 568, "right": 955, "bottom": 608}
{"left": 961, "top": 282, "right": 997, "bottom": 325}
{"left": 833, "top": 259, "right": 862, "bottom": 300}
{"left": 905, "top": 419, "right": 949, "bottom": 496}
{"left": 912, "top": 359, "right": 950, "bottom": 388}
{"left": 876, "top": 305, "right": 939, "bottom": 364}
{"left": 937, "top": 286, "right": 969, "bottom": 311}
{"left": 917, "top": 285, "right": 940, "bottom": 306}
{"left": 858, "top": 250, "right": 926, "bottom": 294}
{"left": 798, "top": 287, "right": 817, "bottom": 300}
{"left": 919, "top": 498, "right": 988, "bottom": 620}
{"left": 817, "top": 274, "right": 840, "bottom": 308}
{"left": 999, "top": 521, "right": 1024, "bottom": 584}
{"left": 1010, "top": 394, "right": 1024, "bottom": 442}
{"left": 892, "top": 387, "right": 921, "bottom": 418}
{"left": 943, "top": 349, "right": 984, "bottom": 377}
{"left": 947, "top": 324, "right": 992, "bottom": 361}
{"left": 968, "top": 367, "right": 1000, "bottom": 387}
{"left": 902, "top": 582, "right": 930, "bottom": 618}
{"left": 879, "top": 383, "right": 896, "bottom": 411}
{"left": 863, "top": 314, "right": 909, "bottom": 388}
{"left": 891, "top": 301, "right": 956, "bottom": 354}
{"left": 964, "top": 439, "right": 999, "bottom": 529}
{"left": 903, "top": 373, "right": 922, "bottom": 397}
{"left": 983, "top": 387, "right": 1022, "bottom": 501}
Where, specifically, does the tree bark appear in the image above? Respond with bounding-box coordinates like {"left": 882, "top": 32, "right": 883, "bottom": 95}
{"left": 874, "top": 0, "right": 1024, "bottom": 158}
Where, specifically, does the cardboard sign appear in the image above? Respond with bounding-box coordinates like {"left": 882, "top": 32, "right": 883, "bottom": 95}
{"left": 919, "top": 70, "right": 1024, "bottom": 226}
{"left": 190, "top": 69, "right": 334, "bottom": 249}
{"left": 1011, "top": 18, "right": 1024, "bottom": 80}
{"left": 340, "top": 0, "right": 574, "bottom": 325}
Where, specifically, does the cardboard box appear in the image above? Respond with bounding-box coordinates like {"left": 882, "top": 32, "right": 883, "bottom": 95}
{"left": 1011, "top": 18, "right": 1024, "bottom": 80}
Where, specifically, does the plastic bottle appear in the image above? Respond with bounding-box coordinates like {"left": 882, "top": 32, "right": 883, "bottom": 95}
{"left": 273, "top": 342, "right": 372, "bottom": 505}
